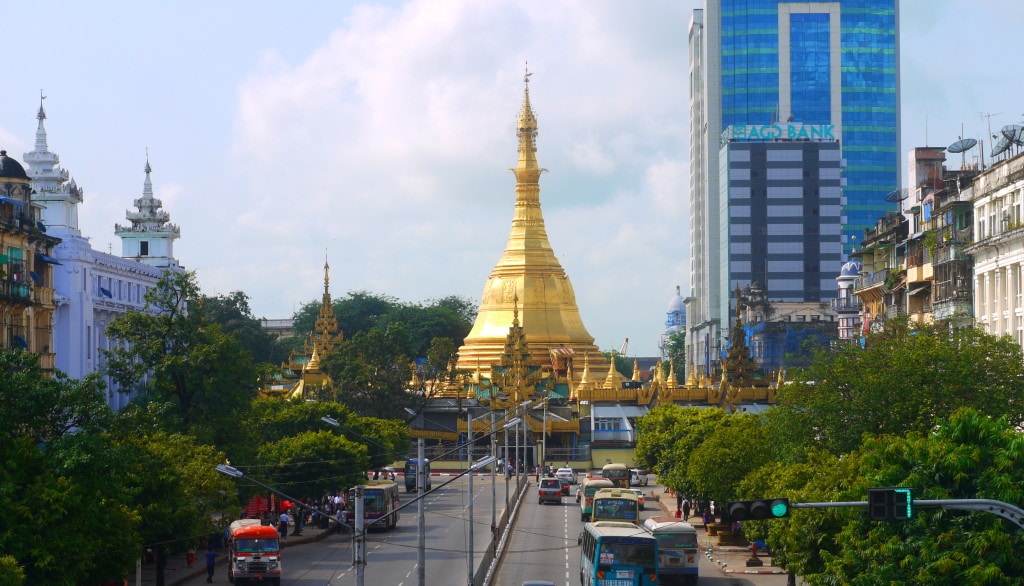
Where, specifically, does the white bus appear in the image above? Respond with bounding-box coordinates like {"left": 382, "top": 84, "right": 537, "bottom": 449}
{"left": 642, "top": 516, "right": 699, "bottom": 585}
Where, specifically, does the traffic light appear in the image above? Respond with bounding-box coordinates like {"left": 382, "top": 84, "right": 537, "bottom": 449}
{"left": 727, "top": 498, "right": 790, "bottom": 520}
{"left": 867, "top": 487, "right": 913, "bottom": 521}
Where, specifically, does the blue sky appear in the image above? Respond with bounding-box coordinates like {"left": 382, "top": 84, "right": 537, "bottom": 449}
{"left": 0, "top": 0, "right": 1018, "bottom": 357}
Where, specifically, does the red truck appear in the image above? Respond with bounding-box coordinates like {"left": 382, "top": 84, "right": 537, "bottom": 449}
{"left": 226, "top": 519, "right": 282, "bottom": 585}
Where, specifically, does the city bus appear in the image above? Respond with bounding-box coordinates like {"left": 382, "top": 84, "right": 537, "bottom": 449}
{"left": 643, "top": 516, "right": 699, "bottom": 585}
{"left": 602, "top": 462, "right": 630, "bottom": 488}
{"left": 591, "top": 488, "right": 641, "bottom": 525}
{"left": 578, "top": 521, "right": 658, "bottom": 586}
{"left": 579, "top": 478, "right": 615, "bottom": 521}
{"left": 404, "top": 458, "right": 432, "bottom": 492}
{"left": 349, "top": 479, "right": 401, "bottom": 530}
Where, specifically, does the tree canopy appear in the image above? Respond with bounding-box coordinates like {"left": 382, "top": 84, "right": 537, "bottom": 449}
{"left": 104, "top": 270, "right": 261, "bottom": 444}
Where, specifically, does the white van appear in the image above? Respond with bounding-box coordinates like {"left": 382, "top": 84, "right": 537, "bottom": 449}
{"left": 629, "top": 468, "right": 649, "bottom": 486}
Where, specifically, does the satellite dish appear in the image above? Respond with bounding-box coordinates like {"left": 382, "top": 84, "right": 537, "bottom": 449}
{"left": 1002, "top": 124, "right": 1024, "bottom": 147}
{"left": 991, "top": 135, "right": 1011, "bottom": 159}
{"left": 947, "top": 137, "right": 977, "bottom": 153}
{"left": 884, "top": 187, "right": 909, "bottom": 203}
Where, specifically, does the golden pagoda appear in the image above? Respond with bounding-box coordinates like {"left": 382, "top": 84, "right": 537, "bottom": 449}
{"left": 452, "top": 67, "right": 610, "bottom": 387}
{"left": 263, "top": 258, "right": 344, "bottom": 398}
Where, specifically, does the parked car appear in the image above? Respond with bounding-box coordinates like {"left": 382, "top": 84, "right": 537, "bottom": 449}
{"left": 538, "top": 478, "right": 563, "bottom": 504}
{"left": 629, "top": 488, "right": 646, "bottom": 510}
{"left": 555, "top": 467, "right": 577, "bottom": 485}
{"left": 629, "top": 468, "right": 649, "bottom": 486}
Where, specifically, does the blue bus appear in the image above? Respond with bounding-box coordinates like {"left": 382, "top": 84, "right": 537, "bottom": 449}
{"left": 578, "top": 521, "right": 658, "bottom": 586}
{"left": 404, "top": 458, "right": 431, "bottom": 493}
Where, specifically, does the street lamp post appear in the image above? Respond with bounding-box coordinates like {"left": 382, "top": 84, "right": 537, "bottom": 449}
{"left": 403, "top": 408, "right": 427, "bottom": 586}
{"left": 466, "top": 454, "right": 497, "bottom": 586}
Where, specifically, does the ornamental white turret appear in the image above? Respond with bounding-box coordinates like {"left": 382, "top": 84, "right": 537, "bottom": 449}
{"left": 23, "top": 92, "right": 84, "bottom": 237}
{"left": 114, "top": 155, "right": 181, "bottom": 268}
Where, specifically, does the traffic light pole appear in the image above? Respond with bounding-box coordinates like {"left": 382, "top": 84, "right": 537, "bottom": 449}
{"left": 790, "top": 498, "right": 1024, "bottom": 529}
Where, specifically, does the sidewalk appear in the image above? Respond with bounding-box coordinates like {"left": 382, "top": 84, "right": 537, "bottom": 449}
{"left": 652, "top": 488, "right": 785, "bottom": 576}
{"left": 137, "top": 521, "right": 336, "bottom": 586}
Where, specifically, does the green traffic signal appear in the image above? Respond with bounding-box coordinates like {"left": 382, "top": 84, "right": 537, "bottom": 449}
{"left": 727, "top": 498, "right": 790, "bottom": 520}
{"left": 868, "top": 487, "right": 913, "bottom": 521}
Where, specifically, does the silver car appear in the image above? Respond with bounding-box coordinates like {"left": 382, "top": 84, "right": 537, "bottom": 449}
{"left": 555, "top": 467, "right": 577, "bottom": 484}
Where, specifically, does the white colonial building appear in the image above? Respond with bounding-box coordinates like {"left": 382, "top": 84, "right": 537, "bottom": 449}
{"left": 23, "top": 100, "right": 182, "bottom": 409}
{"left": 966, "top": 151, "right": 1024, "bottom": 349}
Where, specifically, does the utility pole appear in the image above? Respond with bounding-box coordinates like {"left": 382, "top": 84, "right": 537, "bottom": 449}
{"left": 467, "top": 409, "right": 474, "bottom": 586}
{"left": 354, "top": 485, "right": 365, "bottom": 586}
{"left": 417, "top": 437, "right": 425, "bottom": 586}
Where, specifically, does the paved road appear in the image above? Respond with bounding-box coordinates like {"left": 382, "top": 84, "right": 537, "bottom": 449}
{"left": 174, "top": 472, "right": 513, "bottom": 585}
{"left": 491, "top": 480, "right": 799, "bottom": 586}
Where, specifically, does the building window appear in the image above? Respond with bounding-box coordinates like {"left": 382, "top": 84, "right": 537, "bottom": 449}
{"left": 140, "top": 241, "right": 149, "bottom": 256}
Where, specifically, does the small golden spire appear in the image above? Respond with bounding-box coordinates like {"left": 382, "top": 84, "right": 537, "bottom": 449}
{"left": 631, "top": 358, "right": 641, "bottom": 382}
{"left": 579, "top": 352, "right": 591, "bottom": 384}
{"left": 513, "top": 62, "right": 541, "bottom": 185}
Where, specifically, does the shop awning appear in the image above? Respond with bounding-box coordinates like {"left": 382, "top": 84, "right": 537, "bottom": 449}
{"left": 0, "top": 196, "right": 24, "bottom": 206}
{"left": 35, "top": 254, "right": 62, "bottom": 265}
{"left": 908, "top": 286, "right": 929, "bottom": 296}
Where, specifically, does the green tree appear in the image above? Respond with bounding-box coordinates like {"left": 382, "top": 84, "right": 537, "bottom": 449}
{"left": 818, "top": 409, "right": 1024, "bottom": 584}
{"left": 201, "top": 290, "right": 282, "bottom": 365}
{"left": 104, "top": 271, "right": 261, "bottom": 443}
{"left": 633, "top": 405, "right": 728, "bottom": 498}
{"left": 323, "top": 324, "right": 415, "bottom": 419}
{"left": 257, "top": 430, "right": 369, "bottom": 499}
{"left": 686, "top": 412, "right": 770, "bottom": 510}
{"left": 774, "top": 318, "right": 1024, "bottom": 455}
{"left": 109, "top": 411, "right": 237, "bottom": 586}
{"left": 664, "top": 332, "right": 686, "bottom": 382}
{"left": 237, "top": 399, "right": 408, "bottom": 497}
{"left": 0, "top": 350, "right": 138, "bottom": 585}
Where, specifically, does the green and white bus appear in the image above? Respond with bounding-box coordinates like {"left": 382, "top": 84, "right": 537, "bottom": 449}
{"left": 591, "top": 488, "right": 641, "bottom": 525}
{"left": 579, "top": 478, "right": 615, "bottom": 522}
{"left": 578, "top": 521, "right": 658, "bottom": 586}
{"left": 643, "top": 516, "right": 699, "bottom": 585}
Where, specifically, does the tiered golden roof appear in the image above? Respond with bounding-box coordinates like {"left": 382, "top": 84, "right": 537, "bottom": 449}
{"left": 452, "top": 67, "right": 609, "bottom": 389}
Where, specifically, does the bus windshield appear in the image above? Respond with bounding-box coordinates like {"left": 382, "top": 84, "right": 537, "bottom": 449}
{"left": 364, "top": 490, "right": 388, "bottom": 513}
{"left": 656, "top": 533, "right": 698, "bottom": 549}
{"left": 593, "top": 498, "right": 638, "bottom": 521}
{"left": 235, "top": 538, "right": 279, "bottom": 553}
{"left": 598, "top": 539, "right": 656, "bottom": 567}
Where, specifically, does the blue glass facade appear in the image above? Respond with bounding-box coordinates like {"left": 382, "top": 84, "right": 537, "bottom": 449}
{"left": 718, "top": 0, "right": 898, "bottom": 248}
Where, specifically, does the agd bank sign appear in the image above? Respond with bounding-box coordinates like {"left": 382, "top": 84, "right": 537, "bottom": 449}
{"left": 722, "top": 123, "right": 837, "bottom": 142}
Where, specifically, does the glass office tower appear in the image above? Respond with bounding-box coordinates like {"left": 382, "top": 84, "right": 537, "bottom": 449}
{"left": 687, "top": 0, "right": 899, "bottom": 374}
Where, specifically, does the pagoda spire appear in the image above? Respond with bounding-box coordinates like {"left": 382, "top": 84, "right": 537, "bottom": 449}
{"left": 312, "top": 256, "right": 344, "bottom": 355}
{"left": 454, "top": 65, "right": 609, "bottom": 385}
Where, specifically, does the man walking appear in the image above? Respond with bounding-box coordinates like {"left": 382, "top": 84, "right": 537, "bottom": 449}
{"left": 204, "top": 547, "right": 217, "bottom": 582}
{"left": 278, "top": 510, "right": 290, "bottom": 538}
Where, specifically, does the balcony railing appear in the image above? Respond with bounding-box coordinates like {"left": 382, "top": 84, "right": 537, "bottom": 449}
{"left": 0, "top": 279, "right": 31, "bottom": 301}
{"left": 855, "top": 268, "right": 890, "bottom": 290}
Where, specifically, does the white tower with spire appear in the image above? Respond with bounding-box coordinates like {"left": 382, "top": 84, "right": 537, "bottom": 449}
{"left": 23, "top": 97, "right": 184, "bottom": 410}
{"left": 22, "top": 94, "right": 83, "bottom": 237}
{"left": 115, "top": 157, "right": 181, "bottom": 268}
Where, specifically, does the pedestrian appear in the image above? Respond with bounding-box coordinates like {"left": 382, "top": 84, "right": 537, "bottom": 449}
{"left": 292, "top": 507, "right": 303, "bottom": 536}
{"left": 682, "top": 499, "right": 691, "bottom": 520}
{"left": 204, "top": 547, "right": 216, "bottom": 582}
{"left": 702, "top": 508, "right": 712, "bottom": 531}
{"left": 186, "top": 547, "right": 196, "bottom": 568}
{"left": 674, "top": 508, "right": 682, "bottom": 519}
{"left": 278, "top": 509, "right": 290, "bottom": 538}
